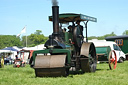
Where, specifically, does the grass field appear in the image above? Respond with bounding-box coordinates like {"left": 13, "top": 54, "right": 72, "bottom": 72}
{"left": 0, "top": 61, "right": 128, "bottom": 85}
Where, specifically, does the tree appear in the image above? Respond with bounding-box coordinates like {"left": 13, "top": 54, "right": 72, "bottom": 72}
{"left": 122, "top": 30, "right": 128, "bottom": 35}
{"left": 88, "top": 36, "right": 97, "bottom": 40}
{"left": 22, "top": 30, "right": 48, "bottom": 47}
{"left": 88, "top": 32, "right": 116, "bottom": 40}
{"left": 103, "top": 32, "right": 116, "bottom": 37}
{"left": 34, "top": 30, "right": 42, "bottom": 35}
{"left": 22, "top": 36, "right": 34, "bottom": 47}
{"left": 98, "top": 32, "right": 116, "bottom": 40}
{"left": 29, "top": 33, "right": 47, "bottom": 45}
{"left": 0, "top": 35, "right": 22, "bottom": 49}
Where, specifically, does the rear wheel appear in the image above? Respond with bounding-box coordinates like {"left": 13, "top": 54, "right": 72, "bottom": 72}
{"left": 80, "top": 42, "right": 97, "bottom": 72}
{"left": 118, "top": 57, "right": 124, "bottom": 63}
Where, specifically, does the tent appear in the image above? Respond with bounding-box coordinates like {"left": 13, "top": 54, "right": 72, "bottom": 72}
{"left": 2, "top": 47, "right": 18, "bottom": 51}
{"left": 0, "top": 47, "right": 19, "bottom": 60}
{"left": 0, "top": 50, "right": 12, "bottom": 53}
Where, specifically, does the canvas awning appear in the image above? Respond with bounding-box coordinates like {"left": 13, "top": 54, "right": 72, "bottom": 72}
{"left": 1, "top": 47, "right": 18, "bottom": 51}
{"left": 49, "top": 13, "right": 97, "bottom": 23}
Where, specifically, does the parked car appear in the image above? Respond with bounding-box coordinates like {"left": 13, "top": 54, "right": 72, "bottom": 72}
{"left": 89, "top": 39, "right": 126, "bottom": 63}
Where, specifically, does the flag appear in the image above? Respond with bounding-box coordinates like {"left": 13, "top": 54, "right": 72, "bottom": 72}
{"left": 16, "top": 26, "right": 26, "bottom": 37}
{"left": 21, "top": 27, "right": 26, "bottom": 34}
{"left": 16, "top": 33, "right": 21, "bottom": 37}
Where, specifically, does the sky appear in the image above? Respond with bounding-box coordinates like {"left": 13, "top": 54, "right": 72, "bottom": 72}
{"left": 0, "top": 0, "right": 128, "bottom": 37}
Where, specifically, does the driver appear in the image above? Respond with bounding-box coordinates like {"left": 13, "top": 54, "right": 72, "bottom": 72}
{"left": 76, "top": 20, "right": 83, "bottom": 37}
{"left": 68, "top": 25, "right": 73, "bottom": 33}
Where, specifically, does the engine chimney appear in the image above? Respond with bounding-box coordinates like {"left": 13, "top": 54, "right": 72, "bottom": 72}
{"left": 44, "top": 2, "right": 66, "bottom": 49}
{"left": 52, "top": 6, "right": 59, "bottom": 35}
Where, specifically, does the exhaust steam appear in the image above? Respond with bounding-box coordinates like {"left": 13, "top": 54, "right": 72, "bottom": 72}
{"left": 52, "top": 0, "right": 58, "bottom": 6}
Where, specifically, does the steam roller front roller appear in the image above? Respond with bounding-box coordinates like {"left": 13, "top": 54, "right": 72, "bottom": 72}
{"left": 80, "top": 42, "right": 97, "bottom": 72}
{"left": 34, "top": 54, "right": 69, "bottom": 77}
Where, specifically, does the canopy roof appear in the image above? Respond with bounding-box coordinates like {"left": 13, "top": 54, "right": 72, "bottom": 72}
{"left": 1, "top": 47, "right": 18, "bottom": 51}
{"left": 105, "top": 35, "right": 128, "bottom": 40}
{"left": 49, "top": 13, "right": 97, "bottom": 23}
{"left": 0, "top": 50, "right": 13, "bottom": 53}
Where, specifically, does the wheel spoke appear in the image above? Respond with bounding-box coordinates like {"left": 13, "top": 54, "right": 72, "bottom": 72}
{"left": 89, "top": 49, "right": 92, "bottom": 54}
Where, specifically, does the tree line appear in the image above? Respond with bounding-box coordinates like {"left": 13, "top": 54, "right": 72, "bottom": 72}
{"left": 0, "top": 30, "right": 48, "bottom": 49}
{"left": 88, "top": 30, "right": 128, "bottom": 40}
{"left": 0, "top": 35, "right": 21, "bottom": 49}
{"left": 0, "top": 30, "right": 128, "bottom": 49}
{"left": 22, "top": 30, "right": 48, "bottom": 47}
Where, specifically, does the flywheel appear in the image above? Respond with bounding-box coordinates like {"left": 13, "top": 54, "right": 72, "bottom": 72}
{"left": 73, "top": 26, "right": 83, "bottom": 48}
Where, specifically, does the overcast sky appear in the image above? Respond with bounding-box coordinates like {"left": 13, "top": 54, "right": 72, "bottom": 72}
{"left": 0, "top": 0, "right": 128, "bottom": 37}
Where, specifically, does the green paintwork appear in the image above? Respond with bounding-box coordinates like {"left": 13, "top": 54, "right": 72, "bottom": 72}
{"left": 64, "top": 32, "right": 73, "bottom": 44}
{"left": 64, "top": 32, "right": 75, "bottom": 51}
{"left": 49, "top": 13, "right": 97, "bottom": 23}
{"left": 32, "top": 49, "right": 71, "bottom": 64}
{"left": 64, "top": 32, "right": 69, "bottom": 44}
{"left": 120, "top": 39, "right": 128, "bottom": 54}
{"left": 96, "top": 46, "right": 111, "bottom": 61}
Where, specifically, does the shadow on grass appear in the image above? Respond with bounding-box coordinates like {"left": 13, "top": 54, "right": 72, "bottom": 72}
{"left": 69, "top": 70, "right": 84, "bottom": 75}
{"left": 29, "top": 68, "right": 111, "bottom": 78}
{"left": 68, "top": 70, "right": 96, "bottom": 77}
{"left": 96, "top": 68, "right": 110, "bottom": 71}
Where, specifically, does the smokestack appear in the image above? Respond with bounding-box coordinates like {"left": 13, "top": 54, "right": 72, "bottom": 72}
{"left": 52, "top": 0, "right": 59, "bottom": 35}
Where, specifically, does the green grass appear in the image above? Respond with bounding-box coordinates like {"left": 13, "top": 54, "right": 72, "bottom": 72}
{"left": 0, "top": 61, "right": 128, "bottom": 85}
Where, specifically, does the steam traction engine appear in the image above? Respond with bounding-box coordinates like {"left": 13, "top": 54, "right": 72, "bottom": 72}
{"left": 29, "top": 5, "right": 97, "bottom": 77}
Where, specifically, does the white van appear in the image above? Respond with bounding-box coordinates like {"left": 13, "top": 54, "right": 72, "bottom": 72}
{"left": 89, "top": 39, "right": 126, "bottom": 63}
